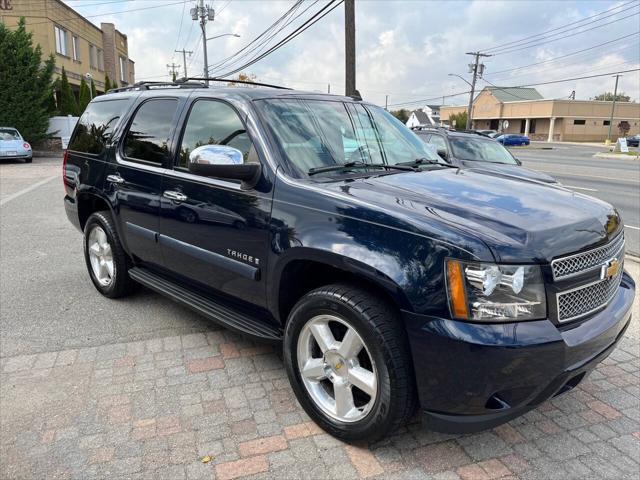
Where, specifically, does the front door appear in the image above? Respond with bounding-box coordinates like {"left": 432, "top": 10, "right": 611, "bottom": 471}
{"left": 158, "top": 98, "right": 272, "bottom": 307}
{"left": 107, "top": 97, "right": 179, "bottom": 267}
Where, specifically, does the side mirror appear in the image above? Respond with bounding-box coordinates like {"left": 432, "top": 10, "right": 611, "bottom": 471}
{"left": 437, "top": 148, "right": 448, "bottom": 160}
{"left": 188, "top": 145, "right": 261, "bottom": 189}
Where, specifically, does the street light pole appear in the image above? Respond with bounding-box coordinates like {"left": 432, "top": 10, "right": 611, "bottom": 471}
{"left": 607, "top": 74, "right": 622, "bottom": 144}
{"left": 464, "top": 52, "right": 491, "bottom": 130}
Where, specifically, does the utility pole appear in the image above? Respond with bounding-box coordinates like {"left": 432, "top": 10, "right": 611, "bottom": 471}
{"left": 175, "top": 49, "right": 193, "bottom": 78}
{"left": 607, "top": 74, "right": 621, "bottom": 144}
{"left": 345, "top": 0, "right": 356, "bottom": 97}
{"left": 167, "top": 63, "right": 181, "bottom": 81}
{"left": 191, "top": 0, "right": 214, "bottom": 85}
{"left": 465, "top": 51, "right": 491, "bottom": 129}
{"left": 385, "top": 95, "right": 388, "bottom": 110}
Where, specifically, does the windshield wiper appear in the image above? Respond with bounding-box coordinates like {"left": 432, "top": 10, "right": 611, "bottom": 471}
{"left": 308, "top": 161, "right": 415, "bottom": 176}
{"left": 397, "top": 157, "right": 454, "bottom": 168}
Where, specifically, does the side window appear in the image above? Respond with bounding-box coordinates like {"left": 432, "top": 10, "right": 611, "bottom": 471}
{"left": 177, "top": 100, "right": 253, "bottom": 170}
{"left": 123, "top": 99, "right": 178, "bottom": 165}
{"left": 68, "top": 99, "right": 128, "bottom": 155}
{"left": 428, "top": 135, "right": 448, "bottom": 153}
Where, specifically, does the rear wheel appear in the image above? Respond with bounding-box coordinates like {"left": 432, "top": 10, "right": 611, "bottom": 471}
{"left": 25, "top": 157, "right": 32, "bottom": 163}
{"left": 83, "top": 211, "right": 136, "bottom": 298}
{"left": 284, "top": 284, "right": 416, "bottom": 442}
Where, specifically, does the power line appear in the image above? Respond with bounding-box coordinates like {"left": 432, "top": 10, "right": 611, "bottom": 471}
{"left": 482, "top": 0, "right": 639, "bottom": 52}
{"left": 207, "top": 1, "right": 306, "bottom": 74}
{"left": 170, "top": 0, "right": 190, "bottom": 64}
{"left": 7, "top": 1, "right": 190, "bottom": 27}
{"left": 486, "top": 31, "right": 639, "bottom": 76}
{"left": 215, "top": 0, "right": 344, "bottom": 79}
{"left": 490, "top": 10, "right": 639, "bottom": 56}
{"left": 387, "top": 90, "right": 471, "bottom": 108}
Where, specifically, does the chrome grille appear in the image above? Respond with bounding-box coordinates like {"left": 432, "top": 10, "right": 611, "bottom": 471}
{"left": 551, "top": 234, "right": 625, "bottom": 280}
{"left": 557, "top": 264, "right": 624, "bottom": 322}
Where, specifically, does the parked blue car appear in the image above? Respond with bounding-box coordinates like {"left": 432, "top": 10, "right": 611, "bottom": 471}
{"left": 497, "top": 134, "right": 530, "bottom": 146}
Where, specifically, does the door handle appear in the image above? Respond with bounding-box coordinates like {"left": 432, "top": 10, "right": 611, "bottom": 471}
{"left": 163, "top": 190, "right": 188, "bottom": 202}
{"left": 106, "top": 174, "right": 125, "bottom": 184}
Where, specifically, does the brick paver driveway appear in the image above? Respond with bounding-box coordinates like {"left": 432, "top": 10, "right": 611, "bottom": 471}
{"left": 1, "top": 158, "right": 639, "bottom": 479}
{"left": 2, "top": 321, "right": 639, "bottom": 480}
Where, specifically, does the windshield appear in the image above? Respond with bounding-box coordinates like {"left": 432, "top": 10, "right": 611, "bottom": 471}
{"left": 0, "top": 129, "right": 20, "bottom": 141}
{"left": 257, "top": 98, "right": 443, "bottom": 176}
{"left": 450, "top": 137, "right": 517, "bottom": 164}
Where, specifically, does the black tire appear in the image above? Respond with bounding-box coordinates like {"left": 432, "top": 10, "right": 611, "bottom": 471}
{"left": 283, "top": 283, "right": 416, "bottom": 442}
{"left": 83, "top": 211, "right": 136, "bottom": 298}
{"left": 25, "top": 157, "right": 32, "bottom": 163}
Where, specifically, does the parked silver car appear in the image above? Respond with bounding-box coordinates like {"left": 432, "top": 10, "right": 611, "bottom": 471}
{"left": 0, "top": 127, "right": 32, "bottom": 163}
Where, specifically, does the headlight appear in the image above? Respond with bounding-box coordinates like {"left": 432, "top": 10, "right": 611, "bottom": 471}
{"left": 445, "top": 259, "right": 546, "bottom": 322}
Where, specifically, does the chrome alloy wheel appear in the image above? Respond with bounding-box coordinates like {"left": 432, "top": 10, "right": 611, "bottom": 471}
{"left": 87, "top": 226, "right": 114, "bottom": 286}
{"left": 297, "top": 315, "right": 378, "bottom": 423}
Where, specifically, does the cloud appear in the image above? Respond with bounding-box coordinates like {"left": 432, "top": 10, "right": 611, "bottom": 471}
{"left": 70, "top": 0, "right": 640, "bottom": 105}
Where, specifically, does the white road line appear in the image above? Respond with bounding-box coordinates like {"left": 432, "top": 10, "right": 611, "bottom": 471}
{"left": 563, "top": 185, "right": 598, "bottom": 192}
{"left": 0, "top": 175, "right": 58, "bottom": 207}
{"left": 626, "top": 225, "right": 640, "bottom": 231}
{"left": 536, "top": 170, "right": 640, "bottom": 184}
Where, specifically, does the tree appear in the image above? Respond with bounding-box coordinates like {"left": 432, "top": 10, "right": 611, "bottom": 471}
{"left": 594, "top": 92, "right": 631, "bottom": 102}
{"left": 227, "top": 72, "right": 258, "bottom": 87}
{"left": 448, "top": 111, "right": 467, "bottom": 129}
{"left": 90, "top": 79, "right": 97, "bottom": 98}
{"left": 78, "top": 77, "right": 91, "bottom": 112}
{"left": 58, "top": 67, "right": 78, "bottom": 116}
{"left": 390, "top": 109, "right": 410, "bottom": 123}
{"left": 618, "top": 121, "right": 630, "bottom": 137}
{"left": 0, "top": 18, "right": 55, "bottom": 143}
{"left": 104, "top": 75, "right": 112, "bottom": 93}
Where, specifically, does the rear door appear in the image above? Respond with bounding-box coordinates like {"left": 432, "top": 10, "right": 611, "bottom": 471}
{"left": 105, "top": 97, "right": 180, "bottom": 267}
{"left": 158, "top": 98, "right": 273, "bottom": 307}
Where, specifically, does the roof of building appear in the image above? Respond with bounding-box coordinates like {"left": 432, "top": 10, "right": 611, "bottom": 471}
{"left": 485, "top": 87, "right": 544, "bottom": 102}
{"left": 411, "top": 110, "right": 430, "bottom": 124}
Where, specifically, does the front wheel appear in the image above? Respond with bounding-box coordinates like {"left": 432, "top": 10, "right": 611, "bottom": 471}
{"left": 284, "top": 284, "right": 416, "bottom": 442}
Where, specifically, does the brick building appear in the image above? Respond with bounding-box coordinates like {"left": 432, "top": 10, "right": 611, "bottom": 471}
{"left": 1, "top": 0, "right": 135, "bottom": 94}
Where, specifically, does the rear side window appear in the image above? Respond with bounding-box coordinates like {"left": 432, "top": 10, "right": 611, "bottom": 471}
{"left": 68, "top": 99, "right": 127, "bottom": 154}
{"left": 428, "top": 134, "right": 448, "bottom": 152}
{"left": 123, "top": 99, "right": 178, "bottom": 165}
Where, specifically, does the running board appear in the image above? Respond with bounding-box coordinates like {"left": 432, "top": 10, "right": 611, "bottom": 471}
{"left": 129, "top": 267, "right": 282, "bottom": 342}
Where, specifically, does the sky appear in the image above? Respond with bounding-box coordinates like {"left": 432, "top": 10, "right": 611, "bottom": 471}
{"left": 62, "top": 0, "right": 640, "bottom": 108}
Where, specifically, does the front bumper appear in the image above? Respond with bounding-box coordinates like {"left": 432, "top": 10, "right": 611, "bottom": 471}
{"left": 403, "top": 271, "right": 635, "bottom": 433}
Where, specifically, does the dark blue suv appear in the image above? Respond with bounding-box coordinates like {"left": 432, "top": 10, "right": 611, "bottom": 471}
{"left": 63, "top": 81, "right": 635, "bottom": 442}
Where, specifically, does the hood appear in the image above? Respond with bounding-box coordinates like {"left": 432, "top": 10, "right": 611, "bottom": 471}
{"left": 321, "top": 168, "right": 620, "bottom": 263}
{"left": 460, "top": 161, "right": 558, "bottom": 184}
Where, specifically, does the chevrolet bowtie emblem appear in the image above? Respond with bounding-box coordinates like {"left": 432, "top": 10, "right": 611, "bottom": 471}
{"left": 601, "top": 258, "right": 621, "bottom": 280}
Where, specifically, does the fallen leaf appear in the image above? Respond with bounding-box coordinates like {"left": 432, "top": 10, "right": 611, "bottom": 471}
{"left": 201, "top": 455, "right": 212, "bottom": 464}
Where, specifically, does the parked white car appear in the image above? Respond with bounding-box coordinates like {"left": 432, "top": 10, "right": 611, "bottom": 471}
{"left": 0, "top": 128, "right": 32, "bottom": 163}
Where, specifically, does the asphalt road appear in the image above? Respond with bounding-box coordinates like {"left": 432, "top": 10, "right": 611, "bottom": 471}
{"left": 514, "top": 143, "right": 640, "bottom": 256}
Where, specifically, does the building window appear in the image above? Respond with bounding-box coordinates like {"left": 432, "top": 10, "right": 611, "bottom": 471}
{"left": 573, "top": 119, "right": 586, "bottom": 125}
{"left": 97, "top": 49, "right": 104, "bottom": 71}
{"left": 54, "top": 26, "right": 68, "bottom": 56}
{"left": 603, "top": 120, "right": 610, "bottom": 126}
{"left": 119, "top": 56, "right": 127, "bottom": 83}
{"left": 72, "top": 35, "right": 80, "bottom": 61}
{"left": 89, "top": 45, "right": 97, "bottom": 69}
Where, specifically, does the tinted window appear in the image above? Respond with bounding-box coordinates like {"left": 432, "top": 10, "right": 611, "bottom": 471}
{"left": 124, "top": 99, "right": 178, "bottom": 164}
{"left": 178, "top": 100, "right": 253, "bottom": 169}
{"left": 428, "top": 135, "right": 448, "bottom": 152}
{"left": 68, "top": 99, "right": 127, "bottom": 154}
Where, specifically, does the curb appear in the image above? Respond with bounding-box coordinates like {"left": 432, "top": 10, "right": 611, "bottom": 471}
{"left": 626, "top": 254, "right": 640, "bottom": 264}
{"left": 594, "top": 152, "right": 639, "bottom": 160}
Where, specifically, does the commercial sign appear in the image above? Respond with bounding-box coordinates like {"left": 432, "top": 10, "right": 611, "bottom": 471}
{"left": 0, "top": 0, "right": 13, "bottom": 11}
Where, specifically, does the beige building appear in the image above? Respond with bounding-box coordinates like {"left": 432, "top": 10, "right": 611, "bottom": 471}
{"left": 441, "top": 87, "right": 640, "bottom": 142}
{"left": 1, "top": 0, "right": 135, "bottom": 94}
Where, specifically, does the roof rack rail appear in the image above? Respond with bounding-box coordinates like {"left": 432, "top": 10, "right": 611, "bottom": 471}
{"left": 107, "top": 80, "right": 206, "bottom": 94}
{"left": 179, "top": 77, "right": 292, "bottom": 90}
